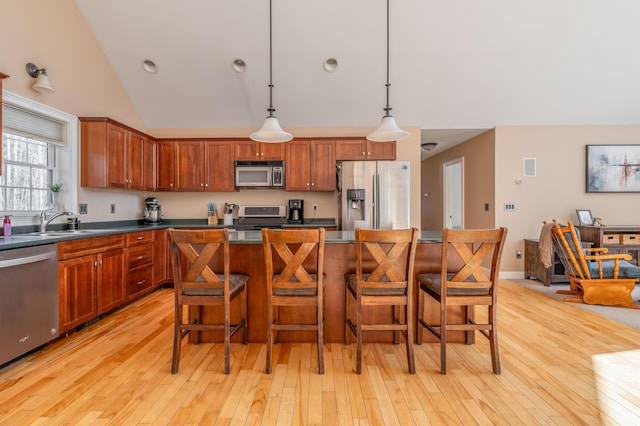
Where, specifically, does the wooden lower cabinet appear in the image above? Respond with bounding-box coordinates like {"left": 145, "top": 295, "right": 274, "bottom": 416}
{"left": 126, "top": 231, "right": 156, "bottom": 300}
{"left": 58, "top": 247, "right": 126, "bottom": 333}
{"left": 97, "top": 248, "right": 127, "bottom": 314}
{"left": 58, "top": 254, "right": 98, "bottom": 333}
{"left": 155, "top": 229, "right": 168, "bottom": 285}
{"left": 57, "top": 231, "right": 165, "bottom": 333}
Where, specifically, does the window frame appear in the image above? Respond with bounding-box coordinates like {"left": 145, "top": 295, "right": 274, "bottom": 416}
{"left": 1, "top": 91, "right": 78, "bottom": 226}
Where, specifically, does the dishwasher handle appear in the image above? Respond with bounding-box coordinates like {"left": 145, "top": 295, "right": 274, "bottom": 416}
{"left": 0, "top": 251, "right": 57, "bottom": 269}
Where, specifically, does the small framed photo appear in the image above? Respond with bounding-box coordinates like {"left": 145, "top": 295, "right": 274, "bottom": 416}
{"left": 576, "top": 209, "right": 594, "bottom": 226}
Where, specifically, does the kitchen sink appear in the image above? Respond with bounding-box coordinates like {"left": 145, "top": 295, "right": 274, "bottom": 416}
{"left": 21, "top": 229, "right": 110, "bottom": 238}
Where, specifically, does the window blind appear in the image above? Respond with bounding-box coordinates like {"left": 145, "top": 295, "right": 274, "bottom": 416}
{"left": 2, "top": 103, "right": 66, "bottom": 146}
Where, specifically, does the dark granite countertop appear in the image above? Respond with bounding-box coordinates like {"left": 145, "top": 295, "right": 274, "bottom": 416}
{"left": 0, "top": 219, "right": 441, "bottom": 251}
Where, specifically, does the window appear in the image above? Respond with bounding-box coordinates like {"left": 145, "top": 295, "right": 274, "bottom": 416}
{"left": 1, "top": 92, "right": 78, "bottom": 224}
{"left": 1, "top": 132, "right": 56, "bottom": 211}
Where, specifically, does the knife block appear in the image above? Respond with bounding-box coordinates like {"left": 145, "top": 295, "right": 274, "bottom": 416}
{"left": 208, "top": 211, "right": 218, "bottom": 225}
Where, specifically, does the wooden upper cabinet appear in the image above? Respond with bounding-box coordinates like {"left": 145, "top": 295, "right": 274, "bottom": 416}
{"left": 235, "top": 140, "right": 285, "bottom": 161}
{"left": 106, "top": 123, "right": 127, "bottom": 188}
{"left": 285, "top": 141, "right": 312, "bottom": 191}
{"left": 0, "top": 73, "right": 8, "bottom": 176}
{"left": 126, "top": 131, "right": 146, "bottom": 190}
{"left": 175, "top": 141, "right": 205, "bottom": 191}
{"left": 158, "top": 140, "right": 237, "bottom": 192}
{"left": 205, "top": 141, "right": 236, "bottom": 191}
{"left": 310, "top": 140, "right": 337, "bottom": 190}
{"left": 142, "top": 136, "right": 156, "bottom": 191}
{"left": 335, "top": 139, "right": 396, "bottom": 161}
{"left": 80, "top": 118, "right": 156, "bottom": 189}
{"left": 286, "top": 139, "right": 336, "bottom": 191}
{"left": 156, "top": 141, "right": 176, "bottom": 191}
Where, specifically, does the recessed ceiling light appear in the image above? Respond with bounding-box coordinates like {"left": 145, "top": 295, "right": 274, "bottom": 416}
{"left": 323, "top": 58, "right": 338, "bottom": 73}
{"left": 142, "top": 59, "right": 158, "bottom": 74}
{"left": 232, "top": 59, "right": 246, "bottom": 73}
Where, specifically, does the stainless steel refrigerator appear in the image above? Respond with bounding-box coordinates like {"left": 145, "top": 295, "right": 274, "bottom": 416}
{"left": 340, "top": 161, "right": 410, "bottom": 230}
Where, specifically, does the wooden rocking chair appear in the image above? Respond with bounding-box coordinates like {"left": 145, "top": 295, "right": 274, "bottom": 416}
{"left": 550, "top": 220, "right": 640, "bottom": 309}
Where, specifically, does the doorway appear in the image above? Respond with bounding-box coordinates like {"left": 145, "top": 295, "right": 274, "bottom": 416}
{"left": 443, "top": 157, "right": 463, "bottom": 229}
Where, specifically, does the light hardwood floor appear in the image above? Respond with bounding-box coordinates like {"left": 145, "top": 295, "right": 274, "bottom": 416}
{"left": 1, "top": 280, "right": 639, "bottom": 425}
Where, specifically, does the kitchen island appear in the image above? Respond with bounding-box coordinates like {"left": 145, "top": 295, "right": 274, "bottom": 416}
{"left": 189, "top": 230, "right": 466, "bottom": 344}
{"left": 1, "top": 224, "right": 465, "bottom": 344}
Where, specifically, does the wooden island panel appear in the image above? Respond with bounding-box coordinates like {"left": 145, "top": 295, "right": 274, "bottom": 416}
{"left": 195, "top": 241, "right": 467, "bottom": 344}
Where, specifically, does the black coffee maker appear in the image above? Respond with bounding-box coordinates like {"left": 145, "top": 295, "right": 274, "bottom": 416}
{"left": 288, "top": 199, "right": 304, "bottom": 224}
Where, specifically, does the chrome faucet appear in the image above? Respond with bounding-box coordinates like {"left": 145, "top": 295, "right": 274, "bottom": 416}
{"left": 40, "top": 208, "right": 74, "bottom": 233}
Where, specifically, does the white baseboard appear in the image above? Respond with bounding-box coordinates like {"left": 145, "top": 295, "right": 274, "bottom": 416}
{"left": 500, "top": 271, "right": 525, "bottom": 280}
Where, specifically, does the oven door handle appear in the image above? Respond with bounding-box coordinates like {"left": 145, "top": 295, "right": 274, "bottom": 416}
{"left": 0, "top": 251, "right": 57, "bottom": 269}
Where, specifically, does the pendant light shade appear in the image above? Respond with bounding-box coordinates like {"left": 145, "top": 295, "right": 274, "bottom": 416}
{"left": 250, "top": 0, "right": 292, "bottom": 143}
{"left": 367, "top": 115, "right": 410, "bottom": 142}
{"left": 250, "top": 116, "right": 293, "bottom": 143}
{"left": 367, "top": 0, "right": 409, "bottom": 143}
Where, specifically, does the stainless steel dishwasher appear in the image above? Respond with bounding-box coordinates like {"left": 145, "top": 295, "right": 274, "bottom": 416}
{"left": 0, "top": 244, "right": 59, "bottom": 366}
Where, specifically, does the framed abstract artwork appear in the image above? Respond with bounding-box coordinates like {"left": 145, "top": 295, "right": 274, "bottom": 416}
{"left": 586, "top": 144, "right": 640, "bottom": 192}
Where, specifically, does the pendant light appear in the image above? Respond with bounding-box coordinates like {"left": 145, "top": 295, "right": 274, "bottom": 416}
{"left": 250, "top": 0, "right": 293, "bottom": 143}
{"left": 367, "top": 0, "right": 410, "bottom": 142}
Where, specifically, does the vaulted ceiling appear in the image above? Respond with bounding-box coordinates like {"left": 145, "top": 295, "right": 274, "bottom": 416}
{"left": 75, "top": 0, "right": 640, "bottom": 152}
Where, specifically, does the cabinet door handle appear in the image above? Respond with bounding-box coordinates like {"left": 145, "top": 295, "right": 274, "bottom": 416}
{"left": 362, "top": 152, "right": 366, "bottom": 156}
{"left": 170, "top": 183, "right": 174, "bottom": 187}
{"left": 137, "top": 255, "right": 145, "bottom": 260}
{"left": 137, "top": 280, "right": 146, "bottom": 285}
{"left": 94, "top": 261, "right": 98, "bottom": 267}
{"left": 306, "top": 183, "right": 310, "bottom": 187}
{"left": 137, "top": 236, "right": 143, "bottom": 240}
{"left": 311, "top": 182, "right": 315, "bottom": 187}
{"left": 205, "top": 184, "right": 208, "bottom": 187}
{"left": 99, "top": 260, "right": 103, "bottom": 265}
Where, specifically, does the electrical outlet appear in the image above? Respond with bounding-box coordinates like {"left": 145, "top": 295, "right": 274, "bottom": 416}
{"left": 110, "top": 204, "right": 116, "bottom": 214}
{"left": 516, "top": 250, "right": 522, "bottom": 259}
{"left": 313, "top": 204, "right": 318, "bottom": 213}
{"left": 79, "top": 203, "right": 88, "bottom": 214}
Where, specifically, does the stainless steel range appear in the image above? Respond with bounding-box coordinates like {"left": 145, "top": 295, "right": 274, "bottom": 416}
{"left": 235, "top": 205, "right": 288, "bottom": 230}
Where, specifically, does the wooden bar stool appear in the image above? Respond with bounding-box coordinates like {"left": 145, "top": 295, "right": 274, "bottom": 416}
{"left": 168, "top": 228, "right": 248, "bottom": 374}
{"left": 262, "top": 228, "right": 326, "bottom": 374}
{"left": 416, "top": 227, "right": 507, "bottom": 374}
{"left": 345, "top": 228, "right": 419, "bottom": 374}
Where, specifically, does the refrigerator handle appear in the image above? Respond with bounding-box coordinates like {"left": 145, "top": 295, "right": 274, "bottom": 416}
{"left": 373, "top": 173, "right": 380, "bottom": 229}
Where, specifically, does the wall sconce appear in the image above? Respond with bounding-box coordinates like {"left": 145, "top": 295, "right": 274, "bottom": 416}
{"left": 26, "top": 63, "right": 54, "bottom": 93}
{"left": 421, "top": 142, "right": 437, "bottom": 152}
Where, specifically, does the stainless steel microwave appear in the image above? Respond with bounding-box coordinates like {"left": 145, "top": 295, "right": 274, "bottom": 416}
{"left": 234, "top": 160, "right": 285, "bottom": 188}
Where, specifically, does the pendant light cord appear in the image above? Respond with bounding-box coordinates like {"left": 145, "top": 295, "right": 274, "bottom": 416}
{"left": 268, "top": 0, "right": 275, "bottom": 117}
{"left": 384, "top": 0, "right": 392, "bottom": 117}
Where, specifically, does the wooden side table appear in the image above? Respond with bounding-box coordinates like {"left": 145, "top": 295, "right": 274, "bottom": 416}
{"left": 524, "top": 239, "right": 592, "bottom": 286}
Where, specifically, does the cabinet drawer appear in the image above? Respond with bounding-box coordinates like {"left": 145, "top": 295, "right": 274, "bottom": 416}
{"left": 128, "top": 243, "right": 155, "bottom": 269}
{"left": 127, "top": 263, "right": 154, "bottom": 299}
{"left": 58, "top": 235, "right": 125, "bottom": 260}
{"left": 126, "top": 231, "right": 156, "bottom": 246}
